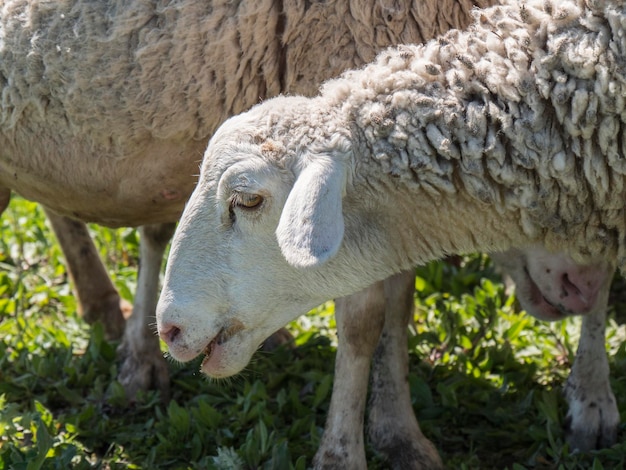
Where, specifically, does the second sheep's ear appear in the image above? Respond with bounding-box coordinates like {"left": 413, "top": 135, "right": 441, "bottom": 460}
{"left": 276, "top": 157, "right": 345, "bottom": 268}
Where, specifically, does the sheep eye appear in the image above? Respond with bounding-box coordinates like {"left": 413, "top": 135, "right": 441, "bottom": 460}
{"left": 233, "top": 192, "right": 263, "bottom": 210}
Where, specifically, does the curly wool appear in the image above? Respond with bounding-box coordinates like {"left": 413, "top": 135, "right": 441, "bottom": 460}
{"left": 0, "top": 0, "right": 283, "bottom": 148}
{"left": 0, "top": 0, "right": 494, "bottom": 151}
{"left": 311, "top": 0, "right": 626, "bottom": 268}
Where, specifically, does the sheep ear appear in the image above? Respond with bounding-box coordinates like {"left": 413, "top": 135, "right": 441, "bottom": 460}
{"left": 276, "top": 158, "right": 345, "bottom": 268}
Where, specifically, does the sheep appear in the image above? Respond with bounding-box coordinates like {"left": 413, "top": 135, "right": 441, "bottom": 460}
{"left": 0, "top": 0, "right": 500, "bottom": 400}
{"left": 156, "top": 0, "right": 626, "bottom": 466}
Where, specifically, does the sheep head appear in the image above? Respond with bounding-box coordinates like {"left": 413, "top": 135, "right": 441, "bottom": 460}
{"left": 155, "top": 101, "right": 395, "bottom": 378}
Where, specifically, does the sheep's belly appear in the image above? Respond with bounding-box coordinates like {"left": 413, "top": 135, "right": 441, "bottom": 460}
{"left": 0, "top": 138, "right": 201, "bottom": 227}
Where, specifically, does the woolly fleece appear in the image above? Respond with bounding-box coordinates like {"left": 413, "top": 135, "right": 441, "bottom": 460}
{"left": 208, "top": 0, "right": 626, "bottom": 271}
{"left": 0, "top": 0, "right": 493, "bottom": 226}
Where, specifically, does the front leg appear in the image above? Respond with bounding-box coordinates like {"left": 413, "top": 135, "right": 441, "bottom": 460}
{"left": 313, "top": 280, "right": 386, "bottom": 469}
{"left": 368, "top": 270, "right": 443, "bottom": 470}
{"left": 117, "top": 223, "right": 176, "bottom": 401}
{"left": 44, "top": 209, "right": 127, "bottom": 340}
{"left": 563, "top": 277, "right": 619, "bottom": 451}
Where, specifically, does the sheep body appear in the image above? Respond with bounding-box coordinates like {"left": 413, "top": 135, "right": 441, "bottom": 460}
{"left": 314, "top": 0, "right": 626, "bottom": 267}
{"left": 0, "top": 0, "right": 282, "bottom": 224}
{"left": 158, "top": 0, "right": 626, "bottom": 393}
{"left": 0, "top": 0, "right": 490, "bottom": 225}
{"left": 294, "top": 0, "right": 623, "bottom": 268}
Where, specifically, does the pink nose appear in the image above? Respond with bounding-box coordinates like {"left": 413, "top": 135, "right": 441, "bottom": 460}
{"left": 159, "top": 322, "right": 182, "bottom": 346}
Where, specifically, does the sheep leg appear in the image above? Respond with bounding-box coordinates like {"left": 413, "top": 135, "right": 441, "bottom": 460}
{"left": 117, "top": 223, "right": 176, "bottom": 401}
{"left": 44, "top": 208, "right": 127, "bottom": 340}
{"left": 368, "top": 270, "right": 443, "bottom": 470}
{"left": 0, "top": 186, "right": 9, "bottom": 213}
{"left": 314, "top": 280, "right": 387, "bottom": 469}
{"left": 563, "top": 275, "right": 619, "bottom": 451}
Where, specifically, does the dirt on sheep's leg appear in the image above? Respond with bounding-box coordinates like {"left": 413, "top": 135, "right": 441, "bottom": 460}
{"left": 313, "top": 280, "right": 386, "bottom": 469}
{"left": 117, "top": 223, "right": 176, "bottom": 402}
{"left": 44, "top": 209, "right": 128, "bottom": 340}
{"left": 368, "top": 270, "right": 443, "bottom": 470}
{"left": 563, "top": 278, "right": 619, "bottom": 451}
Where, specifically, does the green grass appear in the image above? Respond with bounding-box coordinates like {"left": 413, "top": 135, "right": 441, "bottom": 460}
{"left": 1, "top": 195, "right": 626, "bottom": 469}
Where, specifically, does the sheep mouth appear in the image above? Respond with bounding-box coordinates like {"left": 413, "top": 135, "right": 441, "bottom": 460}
{"left": 201, "top": 320, "right": 245, "bottom": 362}
{"left": 202, "top": 334, "right": 219, "bottom": 359}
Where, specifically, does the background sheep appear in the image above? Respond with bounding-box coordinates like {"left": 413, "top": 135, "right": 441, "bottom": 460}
{"left": 157, "top": 0, "right": 626, "bottom": 466}
{"left": 0, "top": 0, "right": 494, "bottom": 399}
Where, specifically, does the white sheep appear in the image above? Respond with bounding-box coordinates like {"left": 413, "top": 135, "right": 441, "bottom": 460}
{"left": 0, "top": 0, "right": 499, "bottom": 399}
{"left": 157, "top": 0, "right": 626, "bottom": 466}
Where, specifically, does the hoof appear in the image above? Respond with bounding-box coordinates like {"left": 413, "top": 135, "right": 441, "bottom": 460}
{"left": 260, "top": 327, "right": 294, "bottom": 351}
{"left": 117, "top": 341, "right": 170, "bottom": 402}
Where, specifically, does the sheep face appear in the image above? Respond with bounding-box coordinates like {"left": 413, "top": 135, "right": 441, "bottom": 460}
{"left": 156, "top": 153, "right": 307, "bottom": 378}
{"left": 156, "top": 109, "right": 388, "bottom": 378}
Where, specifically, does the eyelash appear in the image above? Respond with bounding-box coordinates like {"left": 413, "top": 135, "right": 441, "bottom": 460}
{"left": 228, "top": 192, "right": 264, "bottom": 224}
{"left": 232, "top": 192, "right": 264, "bottom": 210}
